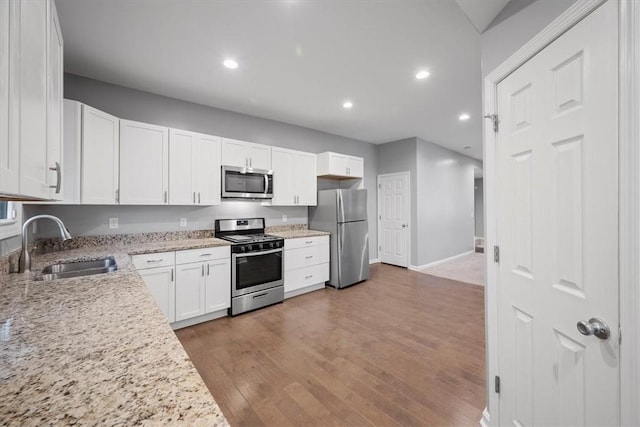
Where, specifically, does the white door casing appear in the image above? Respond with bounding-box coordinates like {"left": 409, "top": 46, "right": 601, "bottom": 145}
{"left": 496, "top": 2, "right": 618, "bottom": 426}
{"left": 378, "top": 172, "right": 410, "bottom": 268}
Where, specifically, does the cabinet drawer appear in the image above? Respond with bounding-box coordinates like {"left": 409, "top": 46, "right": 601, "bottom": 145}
{"left": 175, "top": 246, "right": 229, "bottom": 265}
{"left": 285, "top": 243, "right": 329, "bottom": 271}
{"left": 284, "top": 263, "right": 329, "bottom": 293}
{"left": 132, "top": 251, "right": 175, "bottom": 270}
{"left": 284, "top": 235, "right": 329, "bottom": 250}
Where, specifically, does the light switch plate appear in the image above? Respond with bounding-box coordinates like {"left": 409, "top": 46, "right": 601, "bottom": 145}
{"left": 180, "top": 218, "right": 187, "bottom": 227}
{"left": 282, "top": 214, "right": 288, "bottom": 223}
{"left": 109, "top": 218, "right": 119, "bottom": 229}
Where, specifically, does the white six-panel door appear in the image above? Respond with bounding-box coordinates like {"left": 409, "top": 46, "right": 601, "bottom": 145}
{"left": 496, "top": 2, "right": 618, "bottom": 425}
{"left": 378, "top": 172, "right": 409, "bottom": 267}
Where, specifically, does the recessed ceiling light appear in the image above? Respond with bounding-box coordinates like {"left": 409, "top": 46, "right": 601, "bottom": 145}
{"left": 343, "top": 101, "right": 353, "bottom": 109}
{"left": 415, "top": 70, "right": 430, "bottom": 79}
{"left": 459, "top": 113, "right": 470, "bottom": 121}
{"left": 223, "top": 59, "right": 238, "bottom": 69}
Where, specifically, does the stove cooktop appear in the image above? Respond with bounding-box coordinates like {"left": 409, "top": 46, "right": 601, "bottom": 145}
{"left": 220, "top": 233, "right": 282, "bottom": 244}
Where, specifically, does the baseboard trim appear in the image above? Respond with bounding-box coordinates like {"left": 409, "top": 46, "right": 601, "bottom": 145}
{"left": 408, "top": 250, "right": 476, "bottom": 271}
{"left": 479, "top": 408, "right": 490, "bottom": 427}
{"left": 369, "top": 258, "right": 380, "bottom": 264}
{"left": 285, "top": 282, "right": 325, "bottom": 299}
{"left": 171, "top": 308, "right": 228, "bottom": 330}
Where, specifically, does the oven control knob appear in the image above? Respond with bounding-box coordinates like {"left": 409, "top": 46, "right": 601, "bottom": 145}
{"left": 259, "top": 243, "right": 264, "bottom": 250}
{"left": 240, "top": 246, "right": 246, "bottom": 252}
{"left": 270, "top": 242, "right": 275, "bottom": 248}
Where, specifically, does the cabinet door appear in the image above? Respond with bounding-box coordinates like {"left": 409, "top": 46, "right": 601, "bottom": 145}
{"left": 0, "top": 0, "right": 18, "bottom": 195}
{"left": 175, "top": 262, "right": 206, "bottom": 321}
{"left": 221, "top": 138, "right": 248, "bottom": 167}
{"left": 120, "top": 120, "right": 169, "bottom": 205}
{"left": 139, "top": 265, "right": 175, "bottom": 323}
{"left": 81, "top": 105, "right": 119, "bottom": 204}
{"left": 18, "top": 0, "right": 49, "bottom": 199}
{"left": 347, "top": 156, "right": 364, "bottom": 178}
{"left": 271, "top": 148, "right": 294, "bottom": 205}
{"left": 294, "top": 151, "right": 317, "bottom": 205}
{"left": 46, "top": 1, "right": 63, "bottom": 200}
{"left": 329, "top": 153, "right": 348, "bottom": 176}
{"left": 196, "top": 134, "right": 221, "bottom": 205}
{"left": 168, "top": 129, "right": 196, "bottom": 205}
{"left": 248, "top": 143, "right": 271, "bottom": 170}
{"left": 205, "top": 259, "right": 231, "bottom": 313}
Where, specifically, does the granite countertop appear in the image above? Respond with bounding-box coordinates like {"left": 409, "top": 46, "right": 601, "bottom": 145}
{"left": 0, "top": 239, "right": 231, "bottom": 426}
{"left": 269, "top": 229, "right": 331, "bottom": 239}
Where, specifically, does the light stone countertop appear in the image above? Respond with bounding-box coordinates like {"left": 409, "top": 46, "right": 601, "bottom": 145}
{"left": 0, "top": 239, "right": 231, "bottom": 426}
{"left": 268, "top": 229, "right": 331, "bottom": 239}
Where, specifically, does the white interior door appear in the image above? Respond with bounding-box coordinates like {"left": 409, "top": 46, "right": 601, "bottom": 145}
{"left": 496, "top": 2, "right": 618, "bottom": 425}
{"left": 378, "top": 172, "right": 409, "bottom": 267}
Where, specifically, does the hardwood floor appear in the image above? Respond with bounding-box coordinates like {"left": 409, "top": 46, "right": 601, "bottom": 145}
{"left": 175, "top": 263, "right": 486, "bottom": 427}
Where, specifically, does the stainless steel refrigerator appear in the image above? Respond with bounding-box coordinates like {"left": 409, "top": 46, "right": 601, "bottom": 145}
{"left": 309, "top": 189, "right": 369, "bottom": 288}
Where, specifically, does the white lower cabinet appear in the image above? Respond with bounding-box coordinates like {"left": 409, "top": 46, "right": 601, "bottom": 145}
{"left": 284, "top": 236, "right": 329, "bottom": 297}
{"left": 138, "top": 266, "right": 175, "bottom": 323}
{"left": 175, "top": 262, "right": 206, "bottom": 321}
{"left": 132, "top": 251, "right": 176, "bottom": 322}
{"left": 134, "top": 246, "right": 230, "bottom": 326}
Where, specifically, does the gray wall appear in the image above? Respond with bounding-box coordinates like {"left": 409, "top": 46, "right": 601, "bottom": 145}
{"left": 26, "top": 74, "right": 378, "bottom": 258}
{"left": 415, "top": 138, "right": 480, "bottom": 266}
{"left": 481, "top": 0, "right": 577, "bottom": 76}
{"left": 474, "top": 178, "right": 484, "bottom": 237}
{"left": 377, "top": 138, "right": 419, "bottom": 262}
{"left": 377, "top": 137, "right": 481, "bottom": 267}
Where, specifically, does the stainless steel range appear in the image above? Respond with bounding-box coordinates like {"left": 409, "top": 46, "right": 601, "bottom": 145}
{"left": 215, "top": 218, "right": 284, "bottom": 316}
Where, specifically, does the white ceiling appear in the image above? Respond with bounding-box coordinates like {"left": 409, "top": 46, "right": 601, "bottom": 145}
{"left": 57, "top": 0, "right": 484, "bottom": 160}
{"left": 455, "top": 0, "right": 511, "bottom": 33}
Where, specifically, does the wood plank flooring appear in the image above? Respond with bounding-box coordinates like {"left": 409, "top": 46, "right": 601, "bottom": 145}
{"left": 175, "top": 263, "right": 486, "bottom": 426}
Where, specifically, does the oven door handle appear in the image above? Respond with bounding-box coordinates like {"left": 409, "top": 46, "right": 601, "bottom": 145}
{"left": 234, "top": 248, "right": 282, "bottom": 258}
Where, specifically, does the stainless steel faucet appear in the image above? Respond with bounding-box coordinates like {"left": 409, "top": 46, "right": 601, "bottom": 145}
{"left": 20, "top": 215, "right": 72, "bottom": 273}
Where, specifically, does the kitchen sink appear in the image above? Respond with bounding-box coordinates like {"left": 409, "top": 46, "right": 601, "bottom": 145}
{"left": 37, "top": 256, "right": 118, "bottom": 281}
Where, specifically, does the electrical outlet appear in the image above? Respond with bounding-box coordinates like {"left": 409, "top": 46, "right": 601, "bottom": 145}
{"left": 180, "top": 218, "right": 187, "bottom": 227}
{"left": 282, "top": 214, "right": 288, "bottom": 223}
{"left": 109, "top": 217, "right": 119, "bottom": 229}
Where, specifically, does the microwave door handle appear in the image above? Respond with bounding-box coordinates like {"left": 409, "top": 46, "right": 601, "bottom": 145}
{"left": 264, "top": 174, "right": 269, "bottom": 194}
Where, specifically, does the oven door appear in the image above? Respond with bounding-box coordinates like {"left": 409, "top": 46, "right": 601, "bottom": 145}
{"left": 222, "top": 166, "right": 273, "bottom": 199}
{"left": 232, "top": 248, "right": 283, "bottom": 297}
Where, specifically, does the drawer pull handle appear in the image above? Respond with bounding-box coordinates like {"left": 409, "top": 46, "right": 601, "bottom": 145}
{"left": 199, "top": 253, "right": 213, "bottom": 257}
{"left": 305, "top": 275, "right": 313, "bottom": 279}
{"left": 305, "top": 256, "right": 314, "bottom": 259}
{"left": 305, "top": 241, "right": 313, "bottom": 244}
{"left": 253, "top": 292, "right": 268, "bottom": 299}
{"left": 146, "top": 259, "right": 163, "bottom": 263}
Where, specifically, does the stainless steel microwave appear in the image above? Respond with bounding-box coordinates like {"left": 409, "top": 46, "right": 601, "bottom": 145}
{"left": 221, "top": 166, "right": 273, "bottom": 199}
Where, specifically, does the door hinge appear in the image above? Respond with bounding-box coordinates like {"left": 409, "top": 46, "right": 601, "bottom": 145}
{"left": 495, "top": 376, "right": 501, "bottom": 394}
{"left": 493, "top": 245, "right": 500, "bottom": 263}
{"left": 484, "top": 114, "right": 499, "bottom": 133}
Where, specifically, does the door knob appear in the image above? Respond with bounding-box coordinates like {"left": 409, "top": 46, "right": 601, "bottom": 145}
{"left": 577, "top": 318, "right": 610, "bottom": 340}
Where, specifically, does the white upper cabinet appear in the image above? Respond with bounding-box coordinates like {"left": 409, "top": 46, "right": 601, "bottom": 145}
{"left": 46, "top": 1, "right": 63, "bottom": 201}
{"left": 317, "top": 152, "right": 364, "bottom": 179}
{"left": 0, "top": 0, "right": 17, "bottom": 195}
{"left": 119, "top": 120, "right": 169, "bottom": 205}
{"left": 0, "top": 0, "right": 63, "bottom": 201}
{"left": 197, "top": 134, "right": 221, "bottom": 205}
{"left": 169, "top": 129, "right": 221, "bottom": 206}
{"left": 271, "top": 147, "right": 317, "bottom": 206}
{"left": 221, "top": 137, "right": 271, "bottom": 170}
{"left": 82, "top": 104, "right": 119, "bottom": 204}
{"left": 294, "top": 151, "right": 317, "bottom": 205}
{"left": 60, "top": 101, "right": 119, "bottom": 205}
